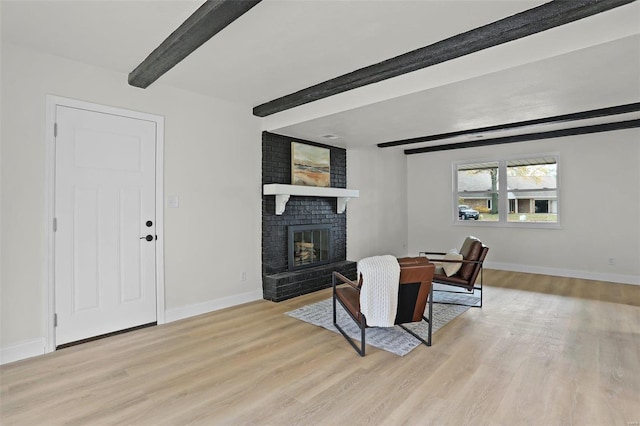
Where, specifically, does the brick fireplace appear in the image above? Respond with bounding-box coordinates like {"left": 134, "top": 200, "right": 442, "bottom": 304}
{"left": 262, "top": 132, "right": 356, "bottom": 301}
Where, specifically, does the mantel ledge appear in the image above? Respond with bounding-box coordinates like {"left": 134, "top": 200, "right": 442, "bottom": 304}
{"left": 263, "top": 184, "right": 359, "bottom": 215}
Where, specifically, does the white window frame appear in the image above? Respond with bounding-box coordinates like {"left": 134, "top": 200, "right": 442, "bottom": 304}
{"left": 453, "top": 153, "right": 561, "bottom": 229}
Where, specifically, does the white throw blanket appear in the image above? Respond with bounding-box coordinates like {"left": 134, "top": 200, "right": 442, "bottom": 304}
{"left": 358, "top": 255, "right": 400, "bottom": 327}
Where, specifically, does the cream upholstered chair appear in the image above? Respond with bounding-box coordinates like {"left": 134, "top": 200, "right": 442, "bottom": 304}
{"left": 420, "top": 236, "right": 488, "bottom": 307}
{"left": 332, "top": 257, "right": 435, "bottom": 356}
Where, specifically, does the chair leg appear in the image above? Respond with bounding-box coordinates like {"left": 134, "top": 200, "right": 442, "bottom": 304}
{"left": 333, "top": 307, "right": 366, "bottom": 356}
{"left": 479, "top": 267, "right": 483, "bottom": 308}
{"left": 398, "top": 321, "right": 430, "bottom": 348}
{"left": 359, "top": 316, "right": 366, "bottom": 356}
{"left": 332, "top": 274, "right": 366, "bottom": 356}
{"left": 427, "top": 284, "right": 433, "bottom": 346}
{"left": 332, "top": 274, "right": 337, "bottom": 324}
{"left": 398, "top": 286, "right": 433, "bottom": 348}
{"left": 432, "top": 273, "right": 483, "bottom": 308}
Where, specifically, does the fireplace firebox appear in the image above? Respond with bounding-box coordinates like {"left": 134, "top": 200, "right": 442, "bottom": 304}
{"left": 288, "top": 224, "right": 331, "bottom": 271}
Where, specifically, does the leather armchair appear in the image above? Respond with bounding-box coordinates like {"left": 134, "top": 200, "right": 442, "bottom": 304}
{"left": 332, "top": 257, "right": 435, "bottom": 356}
{"left": 421, "top": 236, "right": 488, "bottom": 307}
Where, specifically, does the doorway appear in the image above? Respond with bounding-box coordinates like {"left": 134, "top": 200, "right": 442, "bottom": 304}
{"left": 46, "top": 96, "right": 165, "bottom": 350}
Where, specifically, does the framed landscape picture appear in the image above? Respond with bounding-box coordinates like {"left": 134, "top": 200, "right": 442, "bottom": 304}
{"left": 291, "top": 142, "right": 330, "bottom": 187}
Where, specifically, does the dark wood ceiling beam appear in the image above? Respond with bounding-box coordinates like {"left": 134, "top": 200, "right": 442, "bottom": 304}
{"left": 253, "top": 0, "right": 635, "bottom": 117}
{"left": 129, "top": 0, "right": 262, "bottom": 89}
{"left": 378, "top": 102, "right": 640, "bottom": 148}
{"left": 403, "top": 119, "right": 640, "bottom": 155}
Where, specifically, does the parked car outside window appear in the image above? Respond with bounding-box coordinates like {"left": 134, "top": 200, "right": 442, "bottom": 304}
{"left": 458, "top": 205, "right": 479, "bottom": 220}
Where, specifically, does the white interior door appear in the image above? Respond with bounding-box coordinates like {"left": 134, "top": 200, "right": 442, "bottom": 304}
{"left": 54, "top": 105, "right": 157, "bottom": 346}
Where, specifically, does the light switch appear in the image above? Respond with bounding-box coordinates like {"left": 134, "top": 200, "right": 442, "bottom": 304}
{"left": 167, "top": 195, "right": 180, "bottom": 208}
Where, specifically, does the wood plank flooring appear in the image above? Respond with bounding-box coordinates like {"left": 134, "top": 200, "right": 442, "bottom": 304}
{"left": 2, "top": 270, "right": 639, "bottom": 425}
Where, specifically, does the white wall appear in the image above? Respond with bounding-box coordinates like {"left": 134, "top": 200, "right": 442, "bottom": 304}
{"left": 3, "top": 43, "right": 637, "bottom": 365}
{"left": 0, "top": 42, "right": 263, "bottom": 362}
{"left": 347, "top": 146, "right": 408, "bottom": 260}
{"left": 407, "top": 129, "right": 640, "bottom": 284}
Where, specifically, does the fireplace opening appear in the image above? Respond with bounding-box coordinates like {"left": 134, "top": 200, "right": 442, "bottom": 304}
{"left": 288, "top": 224, "right": 331, "bottom": 271}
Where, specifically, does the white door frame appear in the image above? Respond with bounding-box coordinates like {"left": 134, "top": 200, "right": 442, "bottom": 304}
{"left": 44, "top": 95, "right": 165, "bottom": 353}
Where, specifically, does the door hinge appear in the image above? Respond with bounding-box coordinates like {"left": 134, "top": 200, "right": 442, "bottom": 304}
{"left": 53, "top": 218, "right": 57, "bottom": 232}
{"left": 54, "top": 313, "right": 58, "bottom": 327}
{"left": 54, "top": 123, "right": 58, "bottom": 137}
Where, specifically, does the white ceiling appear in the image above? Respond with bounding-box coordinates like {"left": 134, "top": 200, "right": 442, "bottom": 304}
{"left": 275, "top": 35, "right": 640, "bottom": 148}
{"left": 2, "top": 0, "right": 639, "bottom": 150}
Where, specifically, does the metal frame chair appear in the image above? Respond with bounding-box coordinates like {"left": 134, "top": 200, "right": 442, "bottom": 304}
{"left": 420, "top": 236, "right": 488, "bottom": 308}
{"left": 332, "top": 258, "right": 435, "bottom": 356}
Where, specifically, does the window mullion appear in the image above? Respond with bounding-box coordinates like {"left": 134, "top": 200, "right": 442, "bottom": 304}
{"left": 498, "top": 160, "right": 508, "bottom": 223}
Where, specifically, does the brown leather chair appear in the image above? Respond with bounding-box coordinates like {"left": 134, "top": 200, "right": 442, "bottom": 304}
{"left": 420, "top": 236, "right": 488, "bottom": 307}
{"left": 332, "top": 257, "right": 435, "bottom": 356}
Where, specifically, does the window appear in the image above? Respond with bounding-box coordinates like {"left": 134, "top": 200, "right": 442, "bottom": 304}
{"left": 455, "top": 156, "right": 559, "bottom": 226}
{"left": 506, "top": 158, "right": 558, "bottom": 223}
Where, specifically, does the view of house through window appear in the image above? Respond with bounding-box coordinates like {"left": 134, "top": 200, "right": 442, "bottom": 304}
{"left": 456, "top": 161, "right": 498, "bottom": 222}
{"left": 456, "top": 156, "right": 558, "bottom": 225}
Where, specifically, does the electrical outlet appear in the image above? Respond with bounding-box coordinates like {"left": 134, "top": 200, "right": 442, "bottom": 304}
{"left": 241, "top": 272, "right": 247, "bottom": 281}
{"left": 608, "top": 257, "right": 615, "bottom": 266}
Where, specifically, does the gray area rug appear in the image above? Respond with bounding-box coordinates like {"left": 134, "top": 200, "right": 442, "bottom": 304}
{"left": 285, "top": 291, "right": 480, "bottom": 356}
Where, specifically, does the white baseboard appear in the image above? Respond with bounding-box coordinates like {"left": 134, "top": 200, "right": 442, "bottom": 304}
{"left": 485, "top": 261, "right": 640, "bottom": 286}
{"left": 1, "top": 338, "right": 46, "bottom": 365}
{"left": 165, "top": 290, "right": 264, "bottom": 323}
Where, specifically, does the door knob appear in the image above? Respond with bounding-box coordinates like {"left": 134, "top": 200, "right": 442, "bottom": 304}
{"left": 140, "top": 235, "right": 154, "bottom": 241}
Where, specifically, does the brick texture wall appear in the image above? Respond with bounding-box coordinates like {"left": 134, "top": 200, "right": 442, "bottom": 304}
{"left": 262, "top": 132, "right": 355, "bottom": 301}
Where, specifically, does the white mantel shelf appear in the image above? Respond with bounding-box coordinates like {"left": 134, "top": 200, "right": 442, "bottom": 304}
{"left": 263, "top": 184, "right": 359, "bottom": 215}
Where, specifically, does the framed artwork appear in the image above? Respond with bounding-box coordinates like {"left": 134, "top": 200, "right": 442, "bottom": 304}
{"left": 291, "top": 142, "right": 330, "bottom": 187}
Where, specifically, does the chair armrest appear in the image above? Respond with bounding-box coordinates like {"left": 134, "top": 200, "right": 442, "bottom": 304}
{"left": 420, "top": 251, "right": 484, "bottom": 266}
{"left": 333, "top": 271, "right": 360, "bottom": 291}
{"left": 435, "top": 258, "right": 483, "bottom": 265}
{"left": 420, "top": 251, "right": 447, "bottom": 256}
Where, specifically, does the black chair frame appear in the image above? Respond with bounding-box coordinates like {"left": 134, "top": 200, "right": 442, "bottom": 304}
{"left": 419, "top": 252, "right": 485, "bottom": 308}
{"left": 332, "top": 271, "right": 433, "bottom": 357}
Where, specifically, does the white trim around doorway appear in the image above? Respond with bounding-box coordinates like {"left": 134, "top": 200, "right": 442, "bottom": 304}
{"left": 44, "top": 95, "right": 165, "bottom": 353}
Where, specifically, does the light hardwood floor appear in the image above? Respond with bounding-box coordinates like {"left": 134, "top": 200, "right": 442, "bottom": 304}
{"left": 2, "top": 270, "right": 639, "bottom": 425}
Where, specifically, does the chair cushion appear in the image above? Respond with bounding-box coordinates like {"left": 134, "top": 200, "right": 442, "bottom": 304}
{"left": 335, "top": 286, "right": 363, "bottom": 322}
{"left": 441, "top": 250, "right": 463, "bottom": 277}
{"left": 459, "top": 237, "right": 483, "bottom": 280}
{"left": 433, "top": 272, "right": 474, "bottom": 290}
